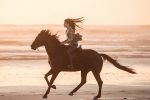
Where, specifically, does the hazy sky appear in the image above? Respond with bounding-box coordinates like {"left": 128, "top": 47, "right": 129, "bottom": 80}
{"left": 0, "top": 0, "right": 150, "bottom": 25}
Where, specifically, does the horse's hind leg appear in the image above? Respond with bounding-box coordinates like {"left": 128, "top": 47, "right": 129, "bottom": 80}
{"left": 92, "top": 70, "right": 103, "bottom": 99}
{"left": 69, "top": 70, "right": 88, "bottom": 96}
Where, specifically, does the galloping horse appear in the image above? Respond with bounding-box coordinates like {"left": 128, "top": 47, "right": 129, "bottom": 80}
{"left": 31, "top": 30, "right": 136, "bottom": 99}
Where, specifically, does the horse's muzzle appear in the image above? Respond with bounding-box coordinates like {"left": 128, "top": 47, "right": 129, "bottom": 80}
{"left": 31, "top": 45, "right": 36, "bottom": 50}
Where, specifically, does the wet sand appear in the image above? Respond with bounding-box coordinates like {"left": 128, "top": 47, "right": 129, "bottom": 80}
{"left": 0, "top": 84, "right": 150, "bottom": 100}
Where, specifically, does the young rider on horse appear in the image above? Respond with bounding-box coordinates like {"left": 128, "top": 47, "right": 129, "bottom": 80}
{"left": 62, "top": 17, "right": 84, "bottom": 69}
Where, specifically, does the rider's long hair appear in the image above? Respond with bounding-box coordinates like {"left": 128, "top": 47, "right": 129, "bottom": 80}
{"left": 64, "top": 17, "right": 84, "bottom": 30}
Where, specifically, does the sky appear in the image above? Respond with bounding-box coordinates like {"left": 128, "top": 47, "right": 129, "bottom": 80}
{"left": 0, "top": 0, "right": 150, "bottom": 25}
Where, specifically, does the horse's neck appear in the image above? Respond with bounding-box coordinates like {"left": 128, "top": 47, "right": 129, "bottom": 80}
{"left": 44, "top": 42, "right": 61, "bottom": 59}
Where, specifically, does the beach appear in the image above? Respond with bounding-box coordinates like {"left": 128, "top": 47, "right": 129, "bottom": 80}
{"left": 0, "top": 25, "right": 150, "bottom": 100}
{"left": 0, "top": 84, "right": 150, "bottom": 100}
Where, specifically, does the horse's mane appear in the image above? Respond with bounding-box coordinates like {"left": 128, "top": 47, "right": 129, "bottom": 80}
{"left": 41, "top": 29, "right": 61, "bottom": 44}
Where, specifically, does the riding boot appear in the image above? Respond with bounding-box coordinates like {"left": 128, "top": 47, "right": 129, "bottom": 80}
{"left": 67, "top": 57, "right": 74, "bottom": 69}
{"left": 67, "top": 43, "right": 77, "bottom": 69}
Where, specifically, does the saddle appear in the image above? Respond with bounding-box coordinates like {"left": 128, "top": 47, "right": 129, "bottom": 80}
{"left": 71, "top": 45, "right": 82, "bottom": 55}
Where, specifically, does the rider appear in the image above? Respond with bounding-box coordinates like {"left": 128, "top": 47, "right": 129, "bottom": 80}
{"left": 62, "top": 17, "right": 84, "bottom": 69}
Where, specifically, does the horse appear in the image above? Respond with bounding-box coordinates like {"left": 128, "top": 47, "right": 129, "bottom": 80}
{"left": 31, "top": 29, "right": 136, "bottom": 99}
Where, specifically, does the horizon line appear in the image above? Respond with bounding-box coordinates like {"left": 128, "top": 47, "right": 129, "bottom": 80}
{"left": 0, "top": 24, "right": 150, "bottom": 26}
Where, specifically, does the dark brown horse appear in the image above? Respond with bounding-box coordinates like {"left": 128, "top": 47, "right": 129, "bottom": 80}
{"left": 31, "top": 30, "right": 136, "bottom": 99}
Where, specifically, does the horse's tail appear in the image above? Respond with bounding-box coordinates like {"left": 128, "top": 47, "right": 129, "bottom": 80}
{"left": 100, "top": 54, "right": 136, "bottom": 74}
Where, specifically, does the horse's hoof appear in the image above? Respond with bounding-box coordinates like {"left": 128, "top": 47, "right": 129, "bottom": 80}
{"left": 52, "top": 85, "right": 56, "bottom": 89}
{"left": 43, "top": 95, "right": 47, "bottom": 98}
{"left": 93, "top": 96, "right": 99, "bottom": 100}
{"left": 68, "top": 92, "right": 74, "bottom": 96}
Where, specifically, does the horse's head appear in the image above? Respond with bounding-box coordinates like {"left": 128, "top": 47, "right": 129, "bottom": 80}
{"left": 31, "top": 30, "right": 51, "bottom": 50}
{"left": 31, "top": 29, "right": 60, "bottom": 50}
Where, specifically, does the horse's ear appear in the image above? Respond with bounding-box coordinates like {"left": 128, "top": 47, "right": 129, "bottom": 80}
{"left": 46, "top": 29, "right": 52, "bottom": 35}
{"left": 45, "top": 30, "right": 49, "bottom": 33}
{"left": 41, "top": 30, "right": 45, "bottom": 33}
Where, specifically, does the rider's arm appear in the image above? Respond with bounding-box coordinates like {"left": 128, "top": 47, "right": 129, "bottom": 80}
{"left": 62, "top": 39, "right": 69, "bottom": 44}
{"left": 62, "top": 27, "right": 75, "bottom": 44}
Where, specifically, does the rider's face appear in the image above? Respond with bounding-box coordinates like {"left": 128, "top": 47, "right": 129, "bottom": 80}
{"left": 64, "top": 21, "right": 69, "bottom": 28}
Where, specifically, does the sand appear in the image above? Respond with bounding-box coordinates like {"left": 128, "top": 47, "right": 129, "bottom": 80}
{"left": 0, "top": 84, "right": 150, "bottom": 100}
{"left": 0, "top": 59, "right": 150, "bottom": 100}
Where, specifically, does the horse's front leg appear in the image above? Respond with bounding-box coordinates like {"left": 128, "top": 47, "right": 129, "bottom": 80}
{"left": 43, "top": 71, "right": 59, "bottom": 98}
{"left": 44, "top": 69, "right": 56, "bottom": 89}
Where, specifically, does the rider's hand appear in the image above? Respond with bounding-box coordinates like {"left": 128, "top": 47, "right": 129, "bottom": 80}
{"left": 61, "top": 42, "right": 64, "bottom": 45}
